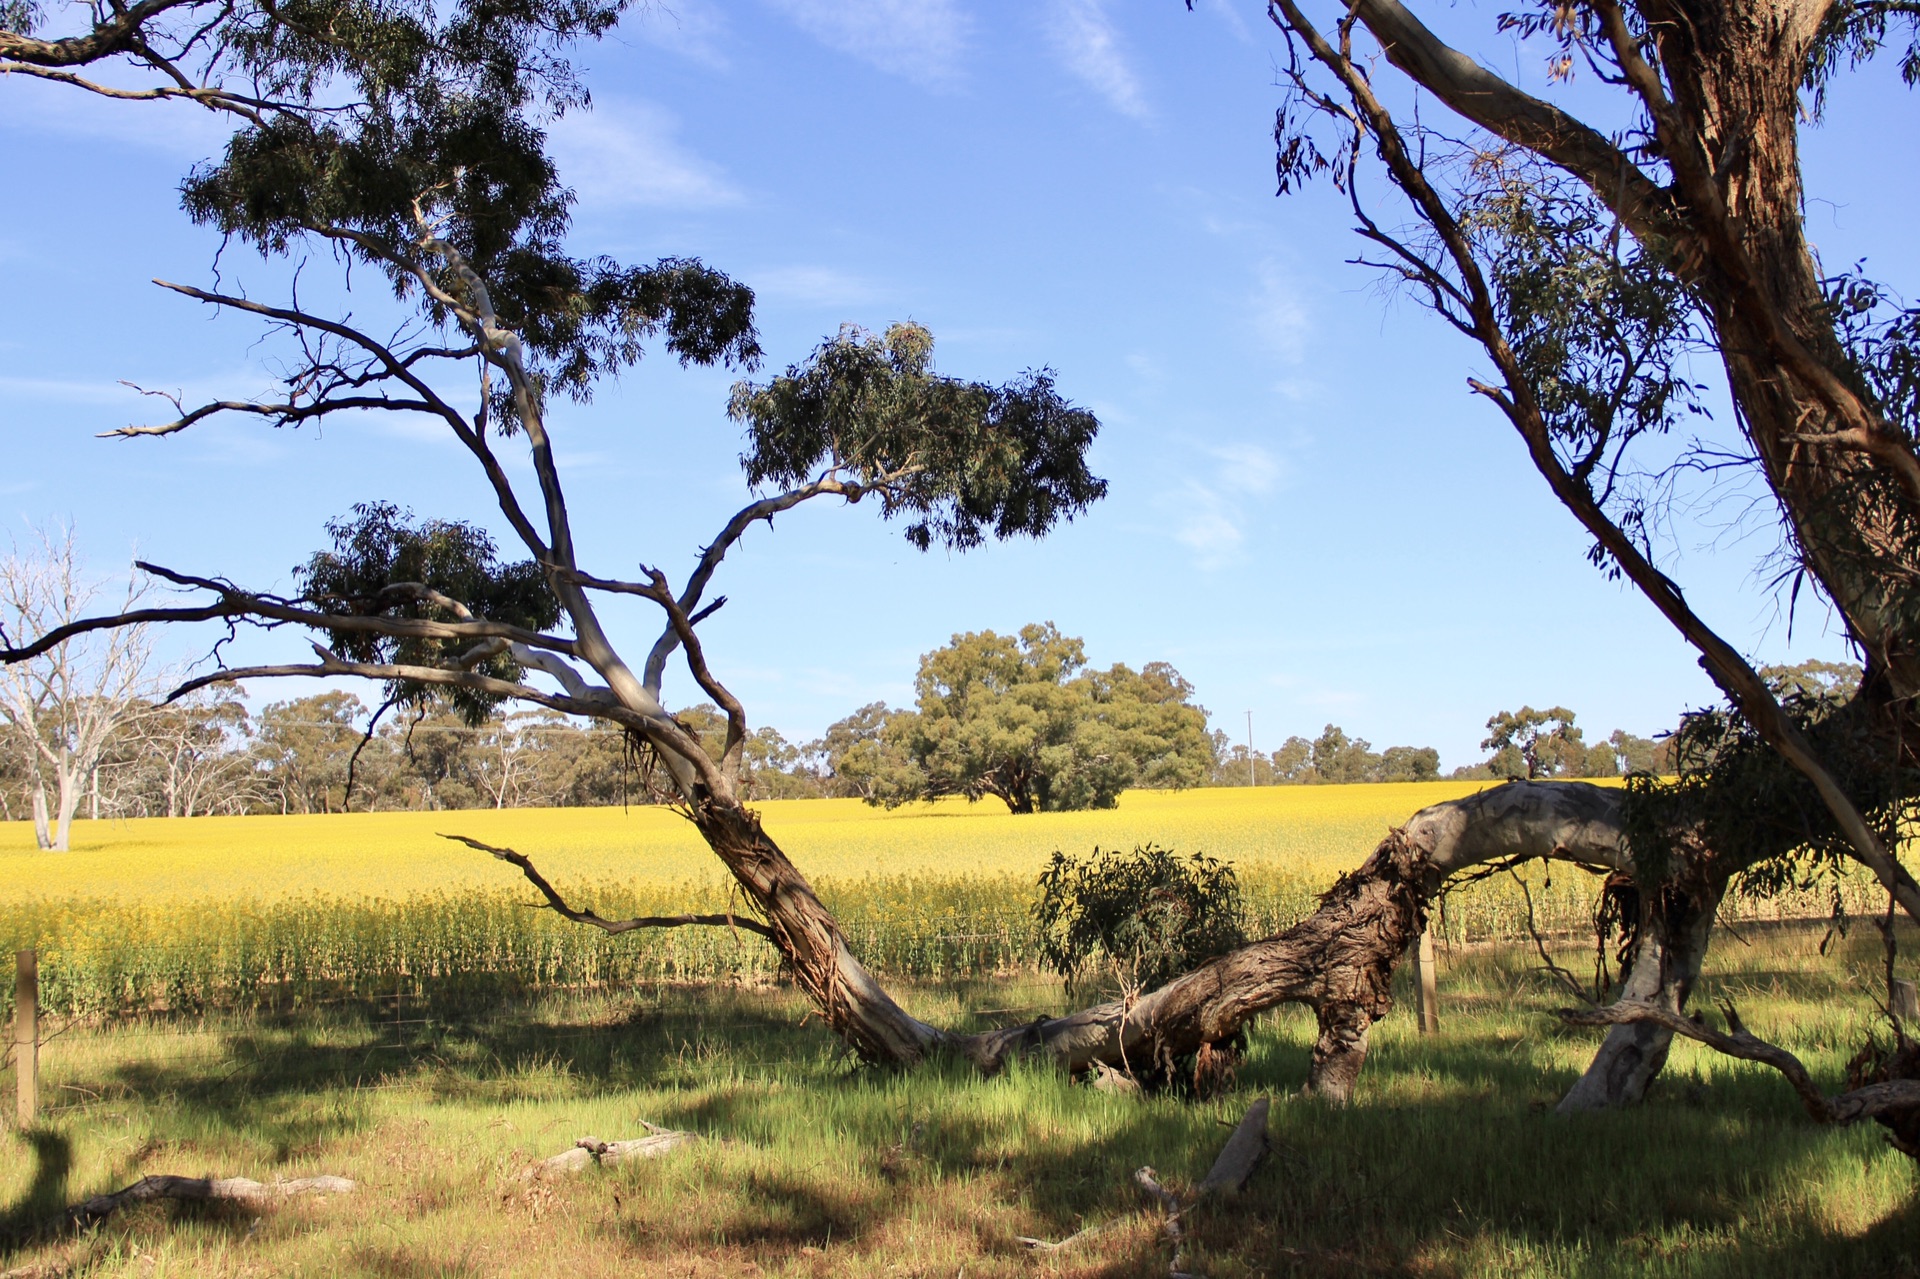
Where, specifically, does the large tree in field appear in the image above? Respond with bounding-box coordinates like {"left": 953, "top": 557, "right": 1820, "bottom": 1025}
{"left": 871, "top": 623, "right": 1215, "bottom": 814}
{"left": 15, "top": 0, "right": 1920, "bottom": 1134}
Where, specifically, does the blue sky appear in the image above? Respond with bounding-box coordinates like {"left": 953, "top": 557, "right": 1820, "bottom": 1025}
{"left": 4, "top": 0, "right": 1914, "bottom": 769}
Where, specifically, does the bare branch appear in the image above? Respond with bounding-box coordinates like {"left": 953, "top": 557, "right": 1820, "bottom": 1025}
{"left": 102, "top": 394, "right": 438, "bottom": 438}
{"left": 437, "top": 833, "right": 774, "bottom": 938}
{"left": 1560, "top": 1000, "right": 1920, "bottom": 1126}
{"left": 634, "top": 565, "right": 747, "bottom": 771}
{"left": 151, "top": 278, "right": 551, "bottom": 559}
{"left": 641, "top": 475, "right": 867, "bottom": 690}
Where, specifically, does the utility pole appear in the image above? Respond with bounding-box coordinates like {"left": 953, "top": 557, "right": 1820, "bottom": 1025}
{"left": 1245, "top": 710, "right": 1256, "bottom": 787}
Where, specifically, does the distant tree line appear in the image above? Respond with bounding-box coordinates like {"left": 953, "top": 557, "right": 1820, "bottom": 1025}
{"left": 1207, "top": 705, "right": 1679, "bottom": 788}
{"left": 7, "top": 624, "right": 1827, "bottom": 822}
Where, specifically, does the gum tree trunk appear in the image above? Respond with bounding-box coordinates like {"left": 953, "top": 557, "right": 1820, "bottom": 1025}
{"left": 698, "top": 779, "right": 1642, "bottom": 1103}
{"left": 1557, "top": 873, "right": 1726, "bottom": 1112}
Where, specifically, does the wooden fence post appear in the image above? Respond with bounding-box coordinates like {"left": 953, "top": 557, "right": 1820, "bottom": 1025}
{"left": 14, "top": 948, "right": 37, "bottom": 1126}
{"left": 1412, "top": 929, "right": 1438, "bottom": 1034}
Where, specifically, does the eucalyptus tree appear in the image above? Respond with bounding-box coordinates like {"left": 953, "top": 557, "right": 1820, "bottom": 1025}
{"left": 0, "top": 529, "right": 160, "bottom": 850}
{"left": 1220, "top": 0, "right": 1920, "bottom": 1114}
{"left": 19, "top": 0, "right": 1919, "bottom": 1121}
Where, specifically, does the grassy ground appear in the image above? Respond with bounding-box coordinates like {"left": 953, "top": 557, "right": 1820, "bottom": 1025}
{"left": 6, "top": 920, "right": 1920, "bottom": 1278}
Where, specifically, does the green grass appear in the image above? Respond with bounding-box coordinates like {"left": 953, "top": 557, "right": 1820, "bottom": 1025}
{"left": 6, "top": 920, "right": 1920, "bottom": 1277}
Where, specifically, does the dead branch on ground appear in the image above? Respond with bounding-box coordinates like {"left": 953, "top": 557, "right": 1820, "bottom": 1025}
{"left": 66, "top": 1175, "right": 354, "bottom": 1228}
{"left": 521, "top": 1123, "right": 700, "bottom": 1179}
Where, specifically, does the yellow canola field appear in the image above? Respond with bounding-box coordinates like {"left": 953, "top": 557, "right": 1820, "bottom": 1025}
{"left": 0, "top": 781, "right": 1503, "bottom": 905}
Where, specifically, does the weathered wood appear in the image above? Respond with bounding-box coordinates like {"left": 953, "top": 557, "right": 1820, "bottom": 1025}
{"left": 1892, "top": 980, "right": 1919, "bottom": 1024}
{"left": 1089, "top": 1059, "right": 1142, "bottom": 1096}
{"left": 1199, "top": 1096, "right": 1270, "bottom": 1195}
{"left": 1414, "top": 929, "right": 1438, "bottom": 1034}
{"left": 14, "top": 948, "right": 35, "bottom": 1128}
{"left": 948, "top": 781, "right": 1631, "bottom": 1101}
{"left": 521, "top": 1124, "right": 700, "bottom": 1179}
{"left": 68, "top": 1174, "right": 354, "bottom": 1227}
{"left": 1018, "top": 1095, "right": 1272, "bottom": 1264}
{"left": 1561, "top": 999, "right": 1920, "bottom": 1143}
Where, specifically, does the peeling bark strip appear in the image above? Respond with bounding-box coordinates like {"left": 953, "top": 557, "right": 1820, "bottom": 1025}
{"left": 67, "top": 1175, "right": 353, "bottom": 1227}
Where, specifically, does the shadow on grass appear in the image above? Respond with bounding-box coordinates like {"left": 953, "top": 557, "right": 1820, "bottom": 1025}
{"left": 0, "top": 1128, "right": 72, "bottom": 1260}
{"left": 35, "top": 975, "right": 1920, "bottom": 1277}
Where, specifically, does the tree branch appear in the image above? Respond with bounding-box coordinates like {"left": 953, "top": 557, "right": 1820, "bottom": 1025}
{"left": 151, "top": 278, "right": 552, "bottom": 560}
{"left": 1560, "top": 999, "right": 1920, "bottom": 1126}
{"left": 0, "top": 0, "right": 200, "bottom": 68}
{"left": 1341, "top": 0, "right": 1677, "bottom": 242}
{"left": 640, "top": 476, "right": 866, "bottom": 690}
{"left": 438, "top": 833, "right": 774, "bottom": 938}
{"left": 101, "top": 394, "right": 437, "bottom": 438}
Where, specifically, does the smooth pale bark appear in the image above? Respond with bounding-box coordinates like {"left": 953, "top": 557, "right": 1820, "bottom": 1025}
{"left": 30, "top": 782, "right": 50, "bottom": 849}
{"left": 1558, "top": 875, "right": 1726, "bottom": 1113}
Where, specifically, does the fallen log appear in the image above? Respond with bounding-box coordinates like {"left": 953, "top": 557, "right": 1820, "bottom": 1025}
{"left": 1017, "top": 1094, "right": 1271, "bottom": 1267}
{"left": 1198, "top": 1096, "right": 1270, "bottom": 1194}
{"left": 521, "top": 1123, "right": 700, "bottom": 1179}
{"left": 67, "top": 1174, "right": 354, "bottom": 1228}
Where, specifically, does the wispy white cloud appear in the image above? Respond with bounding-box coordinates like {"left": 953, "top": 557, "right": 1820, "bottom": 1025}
{"left": 0, "top": 376, "right": 146, "bottom": 406}
{"left": 752, "top": 265, "right": 886, "bottom": 310}
{"left": 548, "top": 100, "right": 743, "bottom": 211}
{"left": 1199, "top": 0, "right": 1255, "bottom": 43}
{"left": 1250, "top": 259, "right": 1310, "bottom": 362}
{"left": 766, "top": 0, "right": 969, "bottom": 87}
{"left": 1045, "top": 0, "right": 1149, "bottom": 120}
{"left": 0, "top": 76, "right": 237, "bottom": 159}
{"left": 1163, "top": 441, "right": 1286, "bottom": 570}
{"left": 630, "top": 0, "right": 732, "bottom": 68}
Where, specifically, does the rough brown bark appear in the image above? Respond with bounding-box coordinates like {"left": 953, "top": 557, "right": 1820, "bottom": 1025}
{"left": 967, "top": 780, "right": 1628, "bottom": 1099}
{"left": 689, "top": 797, "right": 939, "bottom": 1065}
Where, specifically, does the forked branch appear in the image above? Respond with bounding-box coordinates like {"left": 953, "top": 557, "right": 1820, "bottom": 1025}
{"left": 438, "top": 833, "right": 774, "bottom": 939}
{"left": 1561, "top": 1000, "right": 1920, "bottom": 1127}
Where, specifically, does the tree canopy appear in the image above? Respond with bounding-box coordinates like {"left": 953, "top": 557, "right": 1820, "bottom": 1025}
{"left": 866, "top": 623, "right": 1214, "bottom": 814}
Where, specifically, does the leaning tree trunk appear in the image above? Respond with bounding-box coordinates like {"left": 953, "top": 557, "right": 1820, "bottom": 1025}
{"left": 684, "top": 779, "right": 1649, "bottom": 1103}
{"left": 1557, "top": 868, "right": 1727, "bottom": 1112}
{"left": 688, "top": 797, "right": 940, "bottom": 1064}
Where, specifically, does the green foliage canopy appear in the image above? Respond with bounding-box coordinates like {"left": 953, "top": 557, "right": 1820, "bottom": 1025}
{"left": 871, "top": 623, "right": 1213, "bottom": 814}
{"left": 1034, "top": 843, "right": 1247, "bottom": 997}
{"left": 729, "top": 323, "right": 1107, "bottom": 552}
